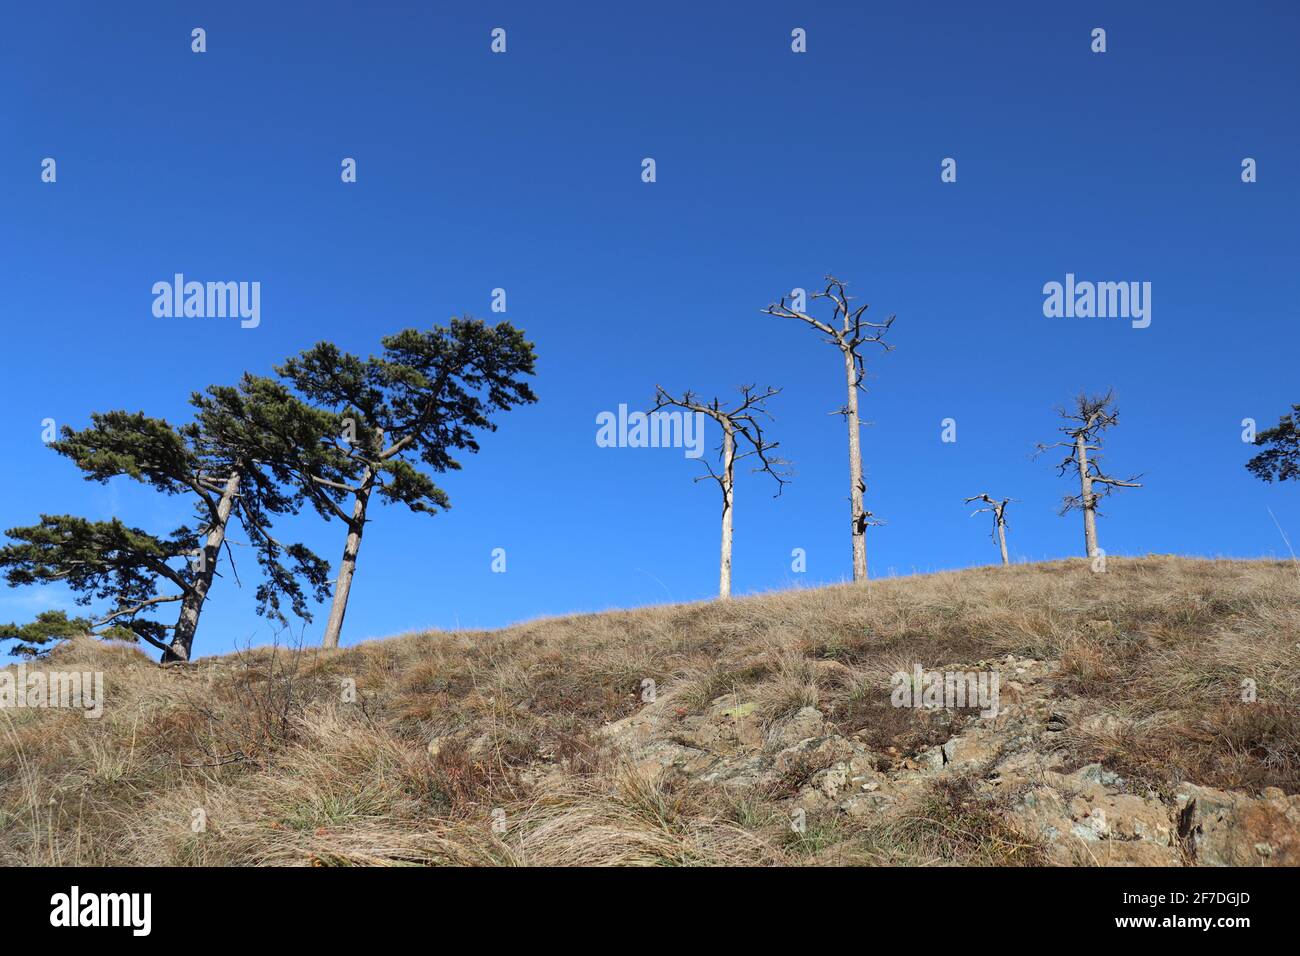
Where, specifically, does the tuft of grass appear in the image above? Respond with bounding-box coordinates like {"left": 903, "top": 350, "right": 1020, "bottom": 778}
{"left": 850, "top": 775, "right": 1048, "bottom": 866}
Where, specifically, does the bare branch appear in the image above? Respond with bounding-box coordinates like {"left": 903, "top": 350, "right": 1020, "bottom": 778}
{"left": 651, "top": 384, "right": 792, "bottom": 495}
{"left": 94, "top": 594, "right": 184, "bottom": 628}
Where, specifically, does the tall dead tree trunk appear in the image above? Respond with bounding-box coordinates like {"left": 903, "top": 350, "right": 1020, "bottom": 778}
{"left": 653, "top": 385, "right": 789, "bottom": 600}
{"left": 1036, "top": 390, "right": 1142, "bottom": 568}
{"left": 843, "top": 348, "right": 868, "bottom": 579}
{"left": 965, "top": 493, "right": 1013, "bottom": 566}
{"left": 718, "top": 425, "right": 735, "bottom": 598}
{"left": 1074, "top": 434, "right": 1099, "bottom": 559}
{"left": 764, "top": 276, "right": 895, "bottom": 582}
{"left": 165, "top": 469, "right": 241, "bottom": 662}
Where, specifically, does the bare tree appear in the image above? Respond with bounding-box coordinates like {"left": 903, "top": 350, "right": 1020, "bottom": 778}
{"left": 1035, "top": 390, "right": 1142, "bottom": 564}
{"left": 964, "top": 493, "right": 1014, "bottom": 566}
{"left": 763, "top": 276, "right": 895, "bottom": 581}
{"left": 652, "top": 384, "right": 790, "bottom": 598}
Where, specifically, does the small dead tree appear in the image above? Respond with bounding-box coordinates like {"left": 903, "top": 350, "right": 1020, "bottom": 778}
{"left": 652, "top": 384, "right": 790, "bottom": 598}
{"left": 965, "top": 494, "right": 1014, "bottom": 566}
{"left": 1035, "top": 390, "right": 1142, "bottom": 566}
{"left": 763, "top": 276, "right": 895, "bottom": 581}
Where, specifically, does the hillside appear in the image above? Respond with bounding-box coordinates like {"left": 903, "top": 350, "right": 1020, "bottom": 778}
{"left": 1, "top": 556, "right": 1297, "bottom": 866}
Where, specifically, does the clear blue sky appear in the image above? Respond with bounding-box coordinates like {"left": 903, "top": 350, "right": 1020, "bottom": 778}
{"left": 2, "top": 1, "right": 1298, "bottom": 656}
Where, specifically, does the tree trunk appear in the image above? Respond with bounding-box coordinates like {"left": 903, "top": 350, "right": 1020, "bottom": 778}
{"left": 320, "top": 466, "right": 375, "bottom": 649}
{"left": 718, "top": 426, "right": 735, "bottom": 599}
{"left": 843, "top": 348, "right": 868, "bottom": 581}
{"left": 1075, "top": 435, "right": 1100, "bottom": 559}
{"left": 164, "top": 469, "right": 241, "bottom": 663}
{"left": 996, "top": 518, "right": 1009, "bottom": 566}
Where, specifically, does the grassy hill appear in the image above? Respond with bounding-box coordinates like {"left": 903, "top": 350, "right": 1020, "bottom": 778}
{"left": 2, "top": 556, "right": 1297, "bottom": 866}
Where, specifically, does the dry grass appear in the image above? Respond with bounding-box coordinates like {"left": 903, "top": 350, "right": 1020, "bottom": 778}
{"left": 1, "top": 556, "right": 1296, "bottom": 866}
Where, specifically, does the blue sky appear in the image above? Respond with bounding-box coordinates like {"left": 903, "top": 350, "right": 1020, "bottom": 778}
{"left": 2, "top": 1, "right": 1298, "bottom": 656}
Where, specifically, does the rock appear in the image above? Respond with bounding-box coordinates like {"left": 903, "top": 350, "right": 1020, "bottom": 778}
{"left": 1079, "top": 842, "right": 1183, "bottom": 867}
{"left": 941, "top": 729, "right": 1003, "bottom": 769}
{"left": 915, "top": 746, "right": 946, "bottom": 771}
{"left": 1070, "top": 806, "right": 1107, "bottom": 841}
{"left": 599, "top": 688, "right": 682, "bottom": 749}
{"left": 1070, "top": 763, "right": 1125, "bottom": 789}
{"left": 840, "top": 790, "right": 896, "bottom": 817}
{"left": 808, "top": 756, "right": 881, "bottom": 801}
{"left": 1077, "top": 713, "right": 1136, "bottom": 736}
{"left": 766, "top": 706, "right": 826, "bottom": 749}
{"left": 839, "top": 773, "right": 929, "bottom": 819}
{"left": 674, "top": 715, "right": 720, "bottom": 750}
{"left": 1176, "top": 784, "right": 1300, "bottom": 866}
{"left": 1013, "top": 785, "right": 1072, "bottom": 844}
{"left": 1105, "top": 795, "right": 1174, "bottom": 844}
{"left": 696, "top": 754, "right": 770, "bottom": 789}
{"left": 1011, "top": 775, "right": 1175, "bottom": 863}
{"left": 1001, "top": 680, "right": 1027, "bottom": 708}
{"left": 518, "top": 762, "right": 565, "bottom": 789}
{"left": 592, "top": 649, "right": 1290, "bottom": 869}
{"left": 624, "top": 740, "right": 712, "bottom": 781}
{"left": 771, "top": 734, "right": 858, "bottom": 777}
{"left": 989, "top": 749, "right": 1064, "bottom": 787}
{"left": 671, "top": 697, "right": 765, "bottom": 751}
{"left": 1068, "top": 792, "right": 1173, "bottom": 845}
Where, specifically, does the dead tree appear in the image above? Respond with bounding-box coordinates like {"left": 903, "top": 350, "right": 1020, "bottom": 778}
{"left": 652, "top": 384, "right": 790, "bottom": 598}
{"left": 965, "top": 494, "right": 1014, "bottom": 566}
{"left": 763, "top": 276, "right": 895, "bottom": 581}
{"left": 1035, "top": 390, "right": 1142, "bottom": 565}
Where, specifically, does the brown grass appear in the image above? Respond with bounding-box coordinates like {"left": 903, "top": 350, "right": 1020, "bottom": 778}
{"left": 1, "top": 556, "right": 1295, "bottom": 865}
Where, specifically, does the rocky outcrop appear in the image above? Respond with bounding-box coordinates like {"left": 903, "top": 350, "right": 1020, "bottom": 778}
{"left": 598, "top": 654, "right": 1296, "bottom": 867}
{"left": 1176, "top": 784, "right": 1300, "bottom": 866}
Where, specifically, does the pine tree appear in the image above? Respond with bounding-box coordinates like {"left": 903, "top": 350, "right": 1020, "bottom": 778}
{"left": 0, "top": 516, "right": 192, "bottom": 657}
{"left": 189, "top": 375, "right": 342, "bottom": 635}
{"left": 1246, "top": 404, "right": 1300, "bottom": 484}
{"left": 0, "top": 611, "right": 116, "bottom": 657}
{"left": 279, "top": 317, "right": 538, "bottom": 648}
{"left": 46, "top": 388, "right": 334, "bottom": 661}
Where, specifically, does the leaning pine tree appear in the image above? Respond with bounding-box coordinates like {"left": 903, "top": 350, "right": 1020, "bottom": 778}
{"left": 46, "top": 394, "right": 333, "bottom": 661}
{"left": 278, "top": 317, "right": 538, "bottom": 648}
{"left": 0, "top": 516, "right": 197, "bottom": 657}
{"left": 186, "top": 375, "right": 344, "bottom": 637}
